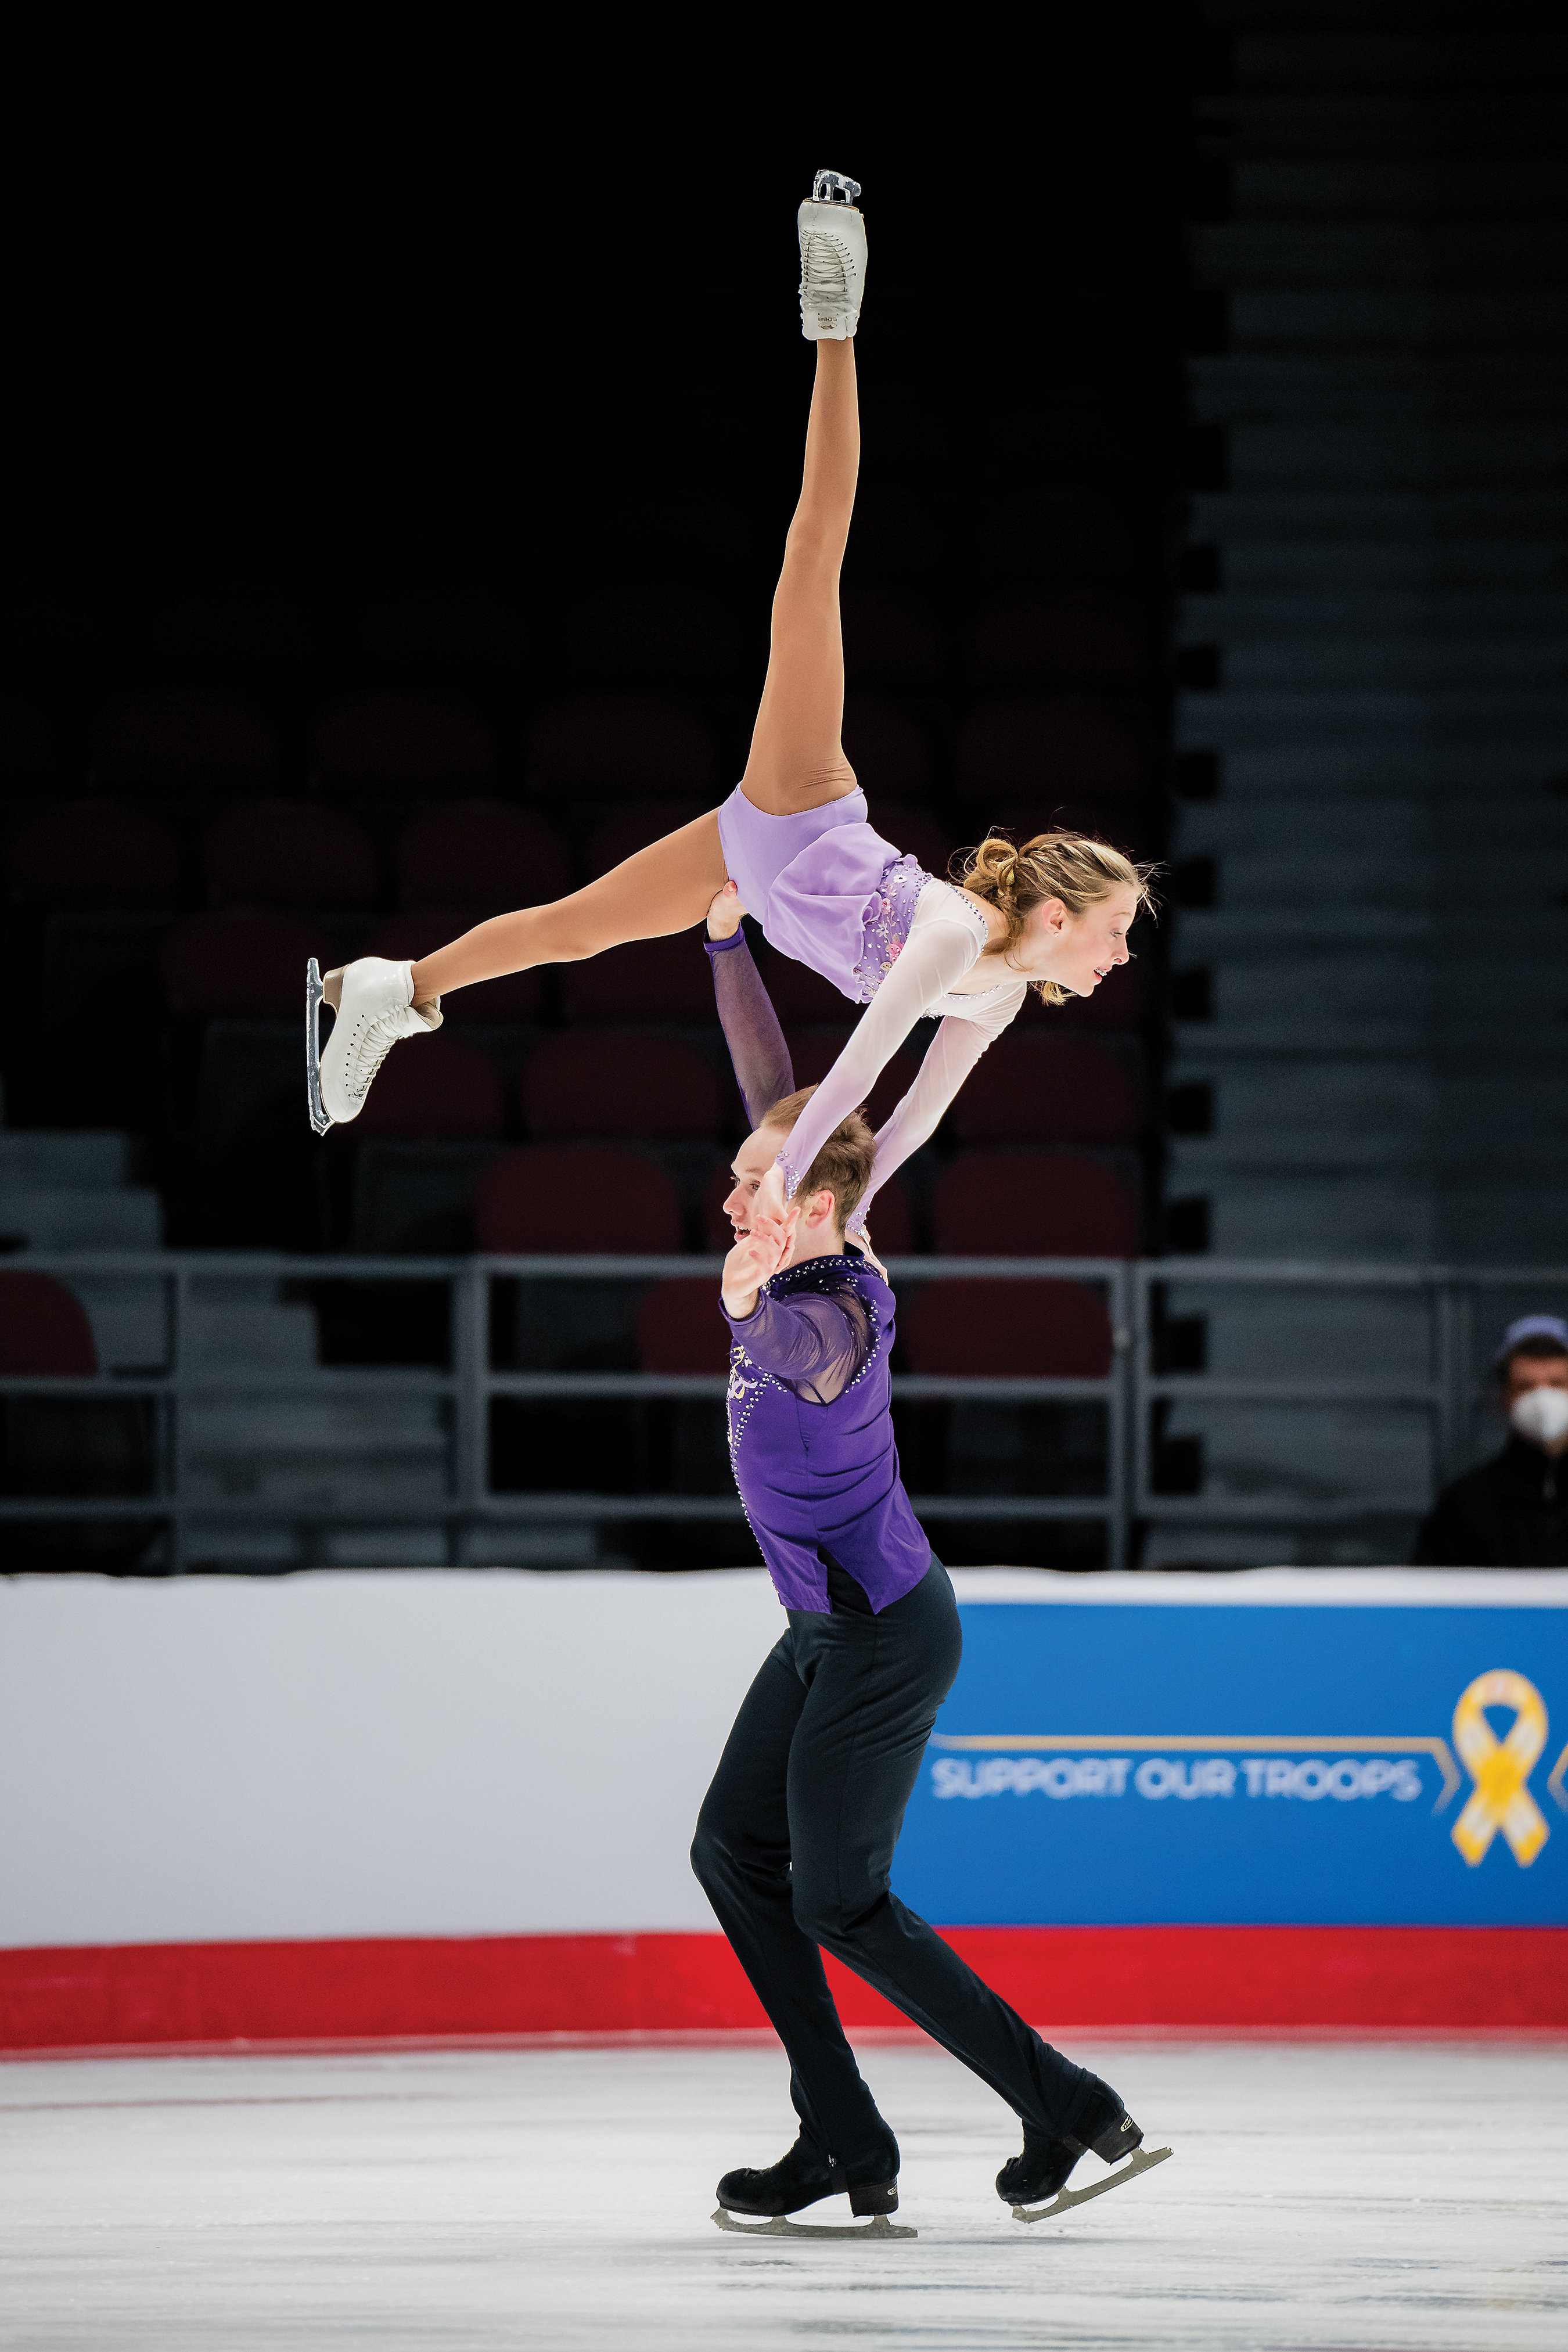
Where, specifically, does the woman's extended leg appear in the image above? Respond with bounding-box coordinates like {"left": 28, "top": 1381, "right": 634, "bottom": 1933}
{"left": 403, "top": 810, "right": 726, "bottom": 1003}
{"left": 407, "top": 339, "right": 862, "bottom": 1002}
{"left": 739, "top": 338, "right": 861, "bottom": 817}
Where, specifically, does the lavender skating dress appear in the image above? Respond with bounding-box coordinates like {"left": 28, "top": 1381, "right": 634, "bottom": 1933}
{"left": 716, "top": 785, "right": 929, "bottom": 1005}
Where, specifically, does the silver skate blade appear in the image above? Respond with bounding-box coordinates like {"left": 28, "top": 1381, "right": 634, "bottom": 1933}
{"left": 1012, "top": 2142, "right": 1172, "bottom": 2224}
{"left": 712, "top": 2206, "right": 916, "bottom": 2241}
{"left": 305, "top": 958, "right": 332, "bottom": 1137}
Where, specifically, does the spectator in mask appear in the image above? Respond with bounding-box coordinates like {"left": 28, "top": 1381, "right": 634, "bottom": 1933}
{"left": 1412, "top": 1317, "right": 1568, "bottom": 1566}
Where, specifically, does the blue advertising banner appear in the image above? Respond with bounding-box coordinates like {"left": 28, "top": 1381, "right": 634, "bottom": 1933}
{"left": 895, "top": 1571, "right": 1568, "bottom": 1927}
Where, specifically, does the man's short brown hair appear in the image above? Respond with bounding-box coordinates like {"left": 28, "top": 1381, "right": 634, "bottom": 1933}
{"left": 765, "top": 1085, "right": 875, "bottom": 1231}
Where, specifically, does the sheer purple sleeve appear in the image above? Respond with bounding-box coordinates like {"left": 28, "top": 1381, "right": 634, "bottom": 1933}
{"left": 722, "top": 1283, "right": 873, "bottom": 1406}
{"left": 707, "top": 932, "right": 795, "bottom": 1134}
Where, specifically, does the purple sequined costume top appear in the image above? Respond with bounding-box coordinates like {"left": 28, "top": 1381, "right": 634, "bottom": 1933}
{"left": 715, "top": 784, "right": 929, "bottom": 1006}
{"left": 722, "top": 1258, "right": 931, "bottom": 1614}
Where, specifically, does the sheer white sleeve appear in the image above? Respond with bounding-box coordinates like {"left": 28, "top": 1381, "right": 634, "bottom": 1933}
{"left": 846, "top": 983, "right": 1028, "bottom": 1236}
{"left": 772, "top": 911, "right": 984, "bottom": 1200}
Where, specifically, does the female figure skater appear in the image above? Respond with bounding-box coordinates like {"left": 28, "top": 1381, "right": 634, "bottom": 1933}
{"left": 312, "top": 167, "right": 1153, "bottom": 1235}
{"left": 691, "top": 882, "right": 1163, "bottom": 2233}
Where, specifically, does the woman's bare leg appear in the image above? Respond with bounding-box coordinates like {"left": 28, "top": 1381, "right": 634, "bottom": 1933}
{"left": 739, "top": 338, "right": 861, "bottom": 815}
{"left": 408, "top": 810, "right": 727, "bottom": 999}
{"left": 404, "top": 345, "right": 858, "bottom": 999}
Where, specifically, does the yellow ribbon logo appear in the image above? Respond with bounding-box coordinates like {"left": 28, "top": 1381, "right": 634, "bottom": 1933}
{"left": 1450, "top": 1670, "right": 1549, "bottom": 1868}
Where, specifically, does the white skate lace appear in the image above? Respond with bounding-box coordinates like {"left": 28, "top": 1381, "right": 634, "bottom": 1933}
{"left": 800, "top": 231, "right": 851, "bottom": 312}
{"left": 339, "top": 1010, "right": 405, "bottom": 1104}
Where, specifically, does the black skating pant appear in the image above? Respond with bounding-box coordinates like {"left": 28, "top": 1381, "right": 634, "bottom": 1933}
{"left": 690, "top": 1553, "right": 1095, "bottom": 2166}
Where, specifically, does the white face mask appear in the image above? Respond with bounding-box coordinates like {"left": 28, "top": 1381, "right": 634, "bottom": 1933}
{"left": 1509, "top": 1386, "right": 1568, "bottom": 1447}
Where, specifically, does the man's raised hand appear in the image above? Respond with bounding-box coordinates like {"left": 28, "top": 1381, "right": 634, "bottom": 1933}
{"left": 706, "top": 881, "right": 747, "bottom": 940}
{"left": 722, "top": 1205, "right": 798, "bottom": 1319}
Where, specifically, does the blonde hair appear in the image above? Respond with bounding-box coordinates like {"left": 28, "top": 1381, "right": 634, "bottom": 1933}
{"left": 953, "top": 829, "right": 1159, "bottom": 1005}
{"left": 764, "top": 1085, "right": 875, "bottom": 1232}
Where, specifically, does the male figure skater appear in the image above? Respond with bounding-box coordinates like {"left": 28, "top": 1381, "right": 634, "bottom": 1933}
{"left": 692, "top": 885, "right": 1162, "bottom": 2234}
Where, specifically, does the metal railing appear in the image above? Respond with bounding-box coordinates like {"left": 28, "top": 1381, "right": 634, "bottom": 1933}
{"left": 2, "top": 1250, "right": 1562, "bottom": 1570}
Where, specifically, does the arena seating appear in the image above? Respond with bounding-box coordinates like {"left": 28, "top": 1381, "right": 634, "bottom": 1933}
{"left": 520, "top": 1034, "right": 728, "bottom": 1141}
{"left": 974, "top": 488, "right": 1146, "bottom": 587}
{"left": 965, "top": 590, "right": 1152, "bottom": 692}
{"left": 309, "top": 692, "right": 500, "bottom": 797}
{"left": 946, "top": 1035, "right": 1140, "bottom": 1146}
{"left": 558, "top": 587, "right": 743, "bottom": 688}
{"left": 634, "top": 1278, "right": 731, "bottom": 1374}
{"left": 954, "top": 696, "right": 1148, "bottom": 805}
{"left": 93, "top": 690, "right": 280, "bottom": 796}
{"left": 352, "top": 1033, "right": 505, "bottom": 1141}
{"left": 840, "top": 696, "right": 934, "bottom": 800}
{"left": 203, "top": 803, "right": 379, "bottom": 910}
{"left": 0, "top": 1269, "right": 98, "bottom": 1375}
{"left": 8, "top": 802, "right": 179, "bottom": 908}
{"left": 523, "top": 695, "right": 717, "bottom": 799}
{"left": 930, "top": 1152, "right": 1141, "bottom": 1257}
{"left": 351, "top": 588, "right": 532, "bottom": 685}
{"left": 562, "top": 937, "right": 722, "bottom": 1025}
{"left": 899, "top": 1276, "right": 1114, "bottom": 1377}
{"left": 583, "top": 804, "right": 710, "bottom": 883}
{"left": 161, "top": 910, "right": 332, "bottom": 1018}
{"left": 139, "top": 584, "right": 322, "bottom": 681}
{"left": 474, "top": 1148, "right": 682, "bottom": 1253}
{"left": 840, "top": 585, "right": 950, "bottom": 691}
{"left": 393, "top": 804, "right": 568, "bottom": 908}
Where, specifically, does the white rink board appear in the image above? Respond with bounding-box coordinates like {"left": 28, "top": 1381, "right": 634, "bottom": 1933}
{"left": 2, "top": 1567, "right": 1561, "bottom": 1950}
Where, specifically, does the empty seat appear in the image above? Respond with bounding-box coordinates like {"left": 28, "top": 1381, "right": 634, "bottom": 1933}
{"left": 931, "top": 1152, "right": 1139, "bottom": 1257}
{"left": 475, "top": 1147, "right": 682, "bottom": 1252}
{"left": 359, "top": 912, "right": 542, "bottom": 1024}
{"left": 583, "top": 803, "right": 710, "bottom": 882}
{"left": 8, "top": 801, "right": 178, "bottom": 909}
{"left": 0, "top": 1270, "right": 96, "bottom": 1374}
{"left": 353, "top": 585, "right": 531, "bottom": 684}
{"left": 522, "top": 1033, "right": 725, "bottom": 1140}
{"left": 309, "top": 691, "right": 499, "bottom": 797}
{"left": 948, "top": 1035, "right": 1139, "bottom": 1146}
{"left": 563, "top": 935, "right": 724, "bottom": 1025}
{"left": 394, "top": 803, "right": 567, "bottom": 908}
{"left": 161, "top": 910, "right": 330, "bottom": 1017}
{"left": 93, "top": 689, "right": 279, "bottom": 796}
{"left": 841, "top": 695, "right": 934, "bottom": 800}
{"left": 699, "top": 1161, "right": 915, "bottom": 1255}
{"left": 524, "top": 694, "right": 717, "bottom": 800}
{"left": 353, "top": 1031, "right": 505, "bottom": 1141}
{"left": 955, "top": 696, "right": 1146, "bottom": 805}
{"left": 965, "top": 591, "right": 1150, "bottom": 692}
{"left": 841, "top": 585, "right": 949, "bottom": 690}
{"left": 140, "top": 582, "right": 322, "bottom": 679}
{"left": 350, "top": 1140, "right": 509, "bottom": 1253}
{"left": 974, "top": 489, "right": 1145, "bottom": 586}
{"left": 558, "top": 585, "right": 743, "bottom": 688}
{"left": 0, "top": 697, "right": 57, "bottom": 791}
{"left": 901, "top": 1278, "right": 1112, "bottom": 1376}
{"left": 635, "top": 1278, "right": 730, "bottom": 1373}
{"left": 203, "top": 801, "right": 378, "bottom": 909}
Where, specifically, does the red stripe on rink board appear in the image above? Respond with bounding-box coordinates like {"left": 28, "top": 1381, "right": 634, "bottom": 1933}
{"left": 1, "top": 1927, "right": 1565, "bottom": 2055}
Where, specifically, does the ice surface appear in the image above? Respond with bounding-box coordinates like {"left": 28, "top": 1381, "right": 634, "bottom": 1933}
{"left": 0, "top": 2037, "right": 1563, "bottom": 2350}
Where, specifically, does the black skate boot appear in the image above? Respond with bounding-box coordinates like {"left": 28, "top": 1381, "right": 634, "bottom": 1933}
{"left": 713, "top": 2128, "right": 915, "bottom": 2240}
{"left": 998, "top": 2075, "right": 1171, "bottom": 2224}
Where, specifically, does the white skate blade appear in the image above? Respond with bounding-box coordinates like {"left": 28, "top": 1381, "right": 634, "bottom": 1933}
{"left": 305, "top": 958, "right": 332, "bottom": 1137}
{"left": 712, "top": 2206, "right": 916, "bottom": 2242}
{"left": 1011, "top": 2142, "right": 1173, "bottom": 2223}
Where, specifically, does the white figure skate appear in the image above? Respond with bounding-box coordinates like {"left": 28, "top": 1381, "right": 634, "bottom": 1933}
{"left": 799, "top": 169, "right": 866, "bottom": 341}
{"left": 307, "top": 956, "right": 440, "bottom": 1134}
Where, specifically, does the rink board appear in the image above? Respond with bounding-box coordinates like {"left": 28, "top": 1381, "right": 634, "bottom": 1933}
{"left": 896, "top": 1587, "right": 1568, "bottom": 1928}
{"left": 1, "top": 1567, "right": 1565, "bottom": 2049}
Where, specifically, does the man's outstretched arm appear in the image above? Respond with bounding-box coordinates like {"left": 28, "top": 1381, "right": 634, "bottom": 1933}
{"left": 705, "top": 883, "right": 794, "bottom": 1131}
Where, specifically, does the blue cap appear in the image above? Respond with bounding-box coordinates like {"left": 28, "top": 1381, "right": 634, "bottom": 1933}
{"left": 1494, "top": 1314, "right": 1568, "bottom": 1368}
